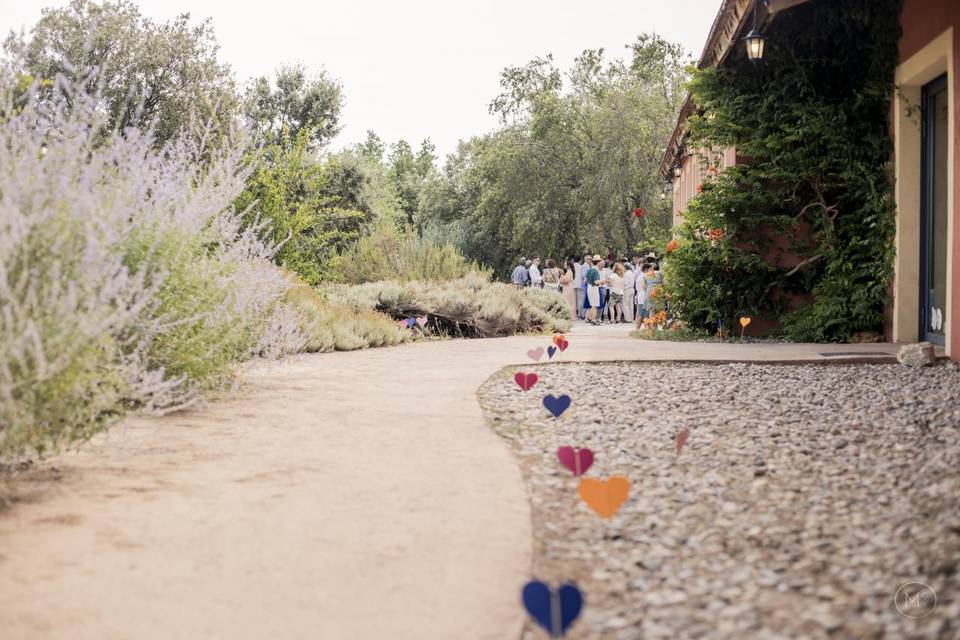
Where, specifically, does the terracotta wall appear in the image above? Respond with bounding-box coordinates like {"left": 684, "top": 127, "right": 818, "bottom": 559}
{"left": 671, "top": 147, "right": 735, "bottom": 227}
{"left": 899, "top": 0, "right": 960, "bottom": 359}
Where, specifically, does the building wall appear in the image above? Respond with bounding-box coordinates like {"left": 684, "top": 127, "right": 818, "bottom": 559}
{"left": 671, "top": 147, "right": 736, "bottom": 228}
{"left": 895, "top": 0, "right": 959, "bottom": 360}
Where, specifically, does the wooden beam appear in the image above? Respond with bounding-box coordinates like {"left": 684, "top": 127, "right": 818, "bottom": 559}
{"left": 767, "top": 0, "right": 814, "bottom": 14}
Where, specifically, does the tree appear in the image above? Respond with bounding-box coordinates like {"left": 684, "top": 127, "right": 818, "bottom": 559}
{"left": 3, "top": 0, "right": 237, "bottom": 146}
{"left": 418, "top": 34, "right": 689, "bottom": 276}
{"left": 244, "top": 64, "right": 343, "bottom": 150}
{"left": 387, "top": 138, "right": 436, "bottom": 225}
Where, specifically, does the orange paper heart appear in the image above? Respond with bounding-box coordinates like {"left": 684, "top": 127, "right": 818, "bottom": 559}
{"left": 578, "top": 477, "right": 630, "bottom": 519}
{"left": 552, "top": 334, "right": 566, "bottom": 346}
{"left": 739, "top": 316, "right": 752, "bottom": 328}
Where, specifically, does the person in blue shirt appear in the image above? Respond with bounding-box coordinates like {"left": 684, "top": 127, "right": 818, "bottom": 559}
{"left": 582, "top": 256, "right": 603, "bottom": 325}
{"left": 511, "top": 258, "right": 530, "bottom": 288}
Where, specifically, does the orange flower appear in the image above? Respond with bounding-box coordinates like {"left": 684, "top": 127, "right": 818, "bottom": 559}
{"left": 666, "top": 238, "right": 679, "bottom": 253}
{"left": 696, "top": 183, "right": 704, "bottom": 193}
{"left": 649, "top": 287, "right": 660, "bottom": 299}
{"left": 707, "top": 227, "right": 726, "bottom": 241}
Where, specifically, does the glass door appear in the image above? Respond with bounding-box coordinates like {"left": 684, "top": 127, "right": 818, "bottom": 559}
{"left": 920, "top": 74, "right": 948, "bottom": 346}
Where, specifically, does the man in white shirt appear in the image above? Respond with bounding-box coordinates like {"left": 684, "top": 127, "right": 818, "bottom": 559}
{"left": 528, "top": 256, "right": 543, "bottom": 288}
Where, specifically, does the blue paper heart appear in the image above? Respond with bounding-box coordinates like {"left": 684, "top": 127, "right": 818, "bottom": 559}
{"left": 522, "top": 581, "right": 583, "bottom": 636}
{"left": 547, "top": 345, "right": 557, "bottom": 359}
{"left": 406, "top": 317, "right": 416, "bottom": 328}
{"left": 542, "top": 394, "right": 571, "bottom": 418}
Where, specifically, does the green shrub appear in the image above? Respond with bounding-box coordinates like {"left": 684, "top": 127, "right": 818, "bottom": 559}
{"left": 284, "top": 276, "right": 410, "bottom": 352}
{"left": 664, "top": 0, "right": 900, "bottom": 342}
{"left": 332, "top": 273, "right": 572, "bottom": 337}
{"left": 328, "top": 218, "right": 485, "bottom": 284}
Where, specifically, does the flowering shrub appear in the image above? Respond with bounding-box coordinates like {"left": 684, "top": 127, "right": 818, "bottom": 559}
{"left": 0, "top": 71, "right": 300, "bottom": 460}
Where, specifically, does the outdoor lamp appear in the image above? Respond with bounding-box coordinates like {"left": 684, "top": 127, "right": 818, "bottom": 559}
{"left": 743, "top": 29, "right": 766, "bottom": 61}
{"left": 742, "top": 1, "right": 766, "bottom": 62}
{"left": 673, "top": 164, "right": 682, "bottom": 178}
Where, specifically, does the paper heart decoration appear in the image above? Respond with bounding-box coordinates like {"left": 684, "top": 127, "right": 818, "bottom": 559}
{"left": 578, "top": 477, "right": 630, "bottom": 519}
{"left": 543, "top": 394, "right": 571, "bottom": 418}
{"left": 522, "top": 581, "right": 583, "bottom": 637}
{"left": 513, "top": 372, "right": 539, "bottom": 391}
{"left": 556, "top": 338, "right": 569, "bottom": 352}
{"left": 527, "top": 346, "right": 545, "bottom": 361}
{"left": 406, "top": 317, "right": 416, "bottom": 328}
{"left": 547, "top": 346, "right": 557, "bottom": 359}
{"left": 675, "top": 427, "right": 690, "bottom": 455}
{"left": 739, "top": 316, "right": 752, "bottom": 328}
{"left": 415, "top": 315, "right": 428, "bottom": 327}
{"left": 552, "top": 334, "right": 566, "bottom": 346}
{"left": 633, "top": 207, "right": 645, "bottom": 218}
{"left": 396, "top": 320, "right": 407, "bottom": 329}
{"left": 557, "top": 446, "right": 594, "bottom": 476}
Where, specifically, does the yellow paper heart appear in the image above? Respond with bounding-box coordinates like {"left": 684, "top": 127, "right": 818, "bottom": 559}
{"left": 739, "top": 316, "right": 752, "bottom": 328}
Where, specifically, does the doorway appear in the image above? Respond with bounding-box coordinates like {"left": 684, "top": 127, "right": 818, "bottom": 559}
{"left": 920, "top": 74, "right": 948, "bottom": 346}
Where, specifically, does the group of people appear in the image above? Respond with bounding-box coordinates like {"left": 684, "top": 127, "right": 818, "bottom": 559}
{"left": 510, "top": 254, "right": 664, "bottom": 326}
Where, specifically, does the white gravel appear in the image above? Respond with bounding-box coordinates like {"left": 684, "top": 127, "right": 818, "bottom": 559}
{"left": 479, "top": 361, "right": 960, "bottom": 639}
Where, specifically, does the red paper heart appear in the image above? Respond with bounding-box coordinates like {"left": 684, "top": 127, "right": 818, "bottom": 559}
{"left": 556, "top": 338, "right": 569, "bottom": 352}
{"left": 556, "top": 446, "right": 594, "bottom": 476}
{"left": 514, "top": 372, "right": 539, "bottom": 391}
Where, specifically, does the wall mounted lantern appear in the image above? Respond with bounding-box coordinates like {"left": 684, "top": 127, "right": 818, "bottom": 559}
{"left": 742, "top": 2, "right": 767, "bottom": 61}
{"left": 673, "top": 164, "right": 682, "bottom": 178}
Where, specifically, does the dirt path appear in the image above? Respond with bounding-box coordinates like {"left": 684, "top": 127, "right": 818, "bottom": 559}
{"left": 0, "top": 326, "right": 899, "bottom": 640}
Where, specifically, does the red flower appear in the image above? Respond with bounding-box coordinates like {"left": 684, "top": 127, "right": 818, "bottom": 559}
{"left": 666, "top": 239, "right": 679, "bottom": 253}
{"left": 696, "top": 184, "right": 704, "bottom": 193}
{"left": 633, "top": 207, "right": 645, "bottom": 218}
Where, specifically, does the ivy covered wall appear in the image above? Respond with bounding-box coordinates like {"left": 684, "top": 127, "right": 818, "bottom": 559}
{"left": 665, "top": 0, "right": 903, "bottom": 341}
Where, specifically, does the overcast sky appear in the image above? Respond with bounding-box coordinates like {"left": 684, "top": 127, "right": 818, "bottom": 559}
{"left": 1, "top": 0, "right": 720, "bottom": 159}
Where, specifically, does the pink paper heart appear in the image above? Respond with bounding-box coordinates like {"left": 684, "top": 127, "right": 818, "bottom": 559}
{"left": 527, "top": 346, "right": 545, "bottom": 361}
{"left": 514, "top": 372, "right": 539, "bottom": 391}
{"left": 556, "top": 446, "right": 594, "bottom": 476}
{"left": 416, "top": 315, "right": 428, "bottom": 327}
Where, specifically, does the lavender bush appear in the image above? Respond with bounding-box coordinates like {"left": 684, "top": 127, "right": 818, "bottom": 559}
{"left": 0, "top": 70, "right": 300, "bottom": 459}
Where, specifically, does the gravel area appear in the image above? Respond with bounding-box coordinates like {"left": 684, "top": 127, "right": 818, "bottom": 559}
{"left": 479, "top": 361, "right": 960, "bottom": 639}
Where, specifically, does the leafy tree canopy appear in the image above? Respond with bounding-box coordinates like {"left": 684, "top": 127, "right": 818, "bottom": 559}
{"left": 244, "top": 64, "right": 343, "bottom": 151}
{"left": 417, "top": 34, "right": 688, "bottom": 276}
{"left": 4, "top": 0, "right": 237, "bottom": 145}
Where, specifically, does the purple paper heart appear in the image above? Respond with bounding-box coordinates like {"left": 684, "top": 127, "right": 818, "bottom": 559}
{"left": 543, "top": 394, "right": 571, "bottom": 418}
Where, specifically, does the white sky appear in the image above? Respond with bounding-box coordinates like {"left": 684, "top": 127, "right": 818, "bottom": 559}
{"left": 2, "top": 0, "right": 721, "bottom": 159}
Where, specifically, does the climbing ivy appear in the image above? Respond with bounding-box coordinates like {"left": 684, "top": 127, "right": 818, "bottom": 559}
{"left": 665, "top": 0, "right": 901, "bottom": 341}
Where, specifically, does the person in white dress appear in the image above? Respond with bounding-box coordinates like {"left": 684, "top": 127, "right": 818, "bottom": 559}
{"left": 622, "top": 262, "right": 636, "bottom": 322}
{"left": 607, "top": 263, "right": 626, "bottom": 323}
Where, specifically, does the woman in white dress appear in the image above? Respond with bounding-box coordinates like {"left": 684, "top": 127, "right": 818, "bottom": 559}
{"left": 622, "top": 262, "right": 636, "bottom": 322}
{"left": 607, "top": 263, "right": 626, "bottom": 323}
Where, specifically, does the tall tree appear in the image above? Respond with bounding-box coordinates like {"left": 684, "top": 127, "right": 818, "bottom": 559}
{"left": 3, "top": 0, "right": 237, "bottom": 146}
{"left": 244, "top": 64, "right": 343, "bottom": 150}
{"left": 418, "top": 34, "right": 689, "bottom": 276}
